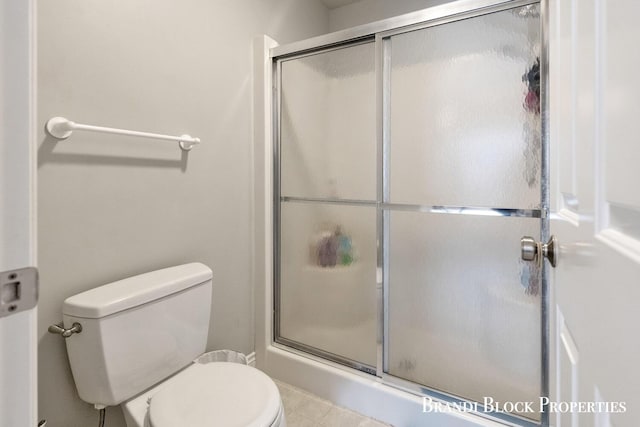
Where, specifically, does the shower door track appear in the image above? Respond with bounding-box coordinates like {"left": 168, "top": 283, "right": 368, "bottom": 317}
{"left": 271, "top": 0, "right": 549, "bottom": 425}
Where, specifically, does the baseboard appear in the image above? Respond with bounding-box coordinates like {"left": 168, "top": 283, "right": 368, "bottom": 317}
{"left": 246, "top": 351, "right": 256, "bottom": 367}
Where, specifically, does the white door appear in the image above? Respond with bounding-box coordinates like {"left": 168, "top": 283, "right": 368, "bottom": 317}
{"left": 549, "top": 1, "right": 640, "bottom": 426}
{"left": 0, "top": 0, "right": 38, "bottom": 426}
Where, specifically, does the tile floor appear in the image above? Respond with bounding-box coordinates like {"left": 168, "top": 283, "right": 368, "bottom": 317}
{"left": 275, "top": 380, "right": 393, "bottom": 427}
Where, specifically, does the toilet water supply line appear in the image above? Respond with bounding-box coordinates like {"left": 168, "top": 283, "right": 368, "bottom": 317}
{"left": 98, "top": 408, "right": 106, "bottom": 427}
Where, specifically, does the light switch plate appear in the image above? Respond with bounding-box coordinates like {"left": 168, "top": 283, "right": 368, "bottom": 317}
{"left": 0, "top": 267, "right": 38, "bottom": 318}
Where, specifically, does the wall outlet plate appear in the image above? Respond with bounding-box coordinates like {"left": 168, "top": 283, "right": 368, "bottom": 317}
{"left": 0, "top": 267, "right": 38, "bottom": 318}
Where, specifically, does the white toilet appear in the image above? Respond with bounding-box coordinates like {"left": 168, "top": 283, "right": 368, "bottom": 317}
{"left": 61, "top": 263, "right": 286, "bottom": 427}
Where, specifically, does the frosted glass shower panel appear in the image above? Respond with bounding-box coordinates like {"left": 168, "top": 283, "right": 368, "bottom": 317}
{"left": 387, "top": 211, "right": 541, "bottom": 419}
{"left": 389, "top": 6, "right": 541, "bottom": 208}
{"left": 280, "top": 43, "right": 376, "bottom": 201}
{"left": 279, "top": 202, "right": 377, "bottom": 367}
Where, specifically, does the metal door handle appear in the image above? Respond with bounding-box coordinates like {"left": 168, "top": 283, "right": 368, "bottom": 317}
{"left": 521, "top": 235, "right": 557, "bottom": 267}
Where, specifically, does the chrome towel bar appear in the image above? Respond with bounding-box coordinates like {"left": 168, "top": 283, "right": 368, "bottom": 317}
{"left": 45, "top": 116, "right": 200, "bottom": 151}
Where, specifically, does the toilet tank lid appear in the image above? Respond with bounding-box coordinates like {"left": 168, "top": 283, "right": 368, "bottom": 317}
{"left": 63, "top": 263, "right": 212, "bottom": 319}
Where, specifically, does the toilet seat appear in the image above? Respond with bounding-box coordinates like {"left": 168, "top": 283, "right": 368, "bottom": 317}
{"left": 148, "top": 362, "right": 281, "bottom": 427}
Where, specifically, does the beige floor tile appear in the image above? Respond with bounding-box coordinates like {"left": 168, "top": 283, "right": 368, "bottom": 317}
{"left": 357, "top": 418, "right": 393, "bottom": 427}
{"left": 278, "top": 382, "right": 308, "bottom": 413}
{"left": 275, "top": 380, "right": 393, "bottom": 427}
{"left": 319, "top": 406, "right": 368, "bottom": 427}
{"left": 293, "top": 394, "right": 333, "bottom": 422}
{"left": 285, "top": 410, "right": 319, "bottom": 427}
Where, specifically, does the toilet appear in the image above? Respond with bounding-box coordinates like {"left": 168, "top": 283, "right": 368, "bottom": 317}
{"left": 60, "top": 263, "right": 286, "bottom": 427}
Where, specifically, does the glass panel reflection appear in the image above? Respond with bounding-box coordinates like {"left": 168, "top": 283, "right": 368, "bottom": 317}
{"left": 387, "top": 210, "right": 541, "bottom": 420}
{"left": 279, "top": 201, "right": 377, "bottom": 366}
{"left": 280, "top": 43, "right": 376, "bottom": 201}
{"left": 389, "top": 6, "right": 541, "bottom": 209}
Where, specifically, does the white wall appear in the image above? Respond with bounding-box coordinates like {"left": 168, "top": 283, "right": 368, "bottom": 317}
{"left": 37, "top": 1, "right": 328, "bottom": 426}
{"left": 329, "top": 0, "right": 454, "bottom": 32}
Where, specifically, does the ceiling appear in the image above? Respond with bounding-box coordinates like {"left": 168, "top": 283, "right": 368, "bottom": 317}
{"left": 321, "top": 0, "right": 362, "bottom": 9}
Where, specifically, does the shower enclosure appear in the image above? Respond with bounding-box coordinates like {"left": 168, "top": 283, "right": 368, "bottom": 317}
{"left": 272, "top": 1, "right": 546, "bottom": 424}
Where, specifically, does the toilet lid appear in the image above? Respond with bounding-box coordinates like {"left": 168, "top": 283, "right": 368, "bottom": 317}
{"left": 149, "top": 362, "right": 281, "bottom": 427}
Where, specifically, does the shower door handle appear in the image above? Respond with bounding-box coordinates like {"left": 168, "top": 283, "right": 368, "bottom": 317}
{"left": 521, "top": 235, "right": 557, "bottom": 267}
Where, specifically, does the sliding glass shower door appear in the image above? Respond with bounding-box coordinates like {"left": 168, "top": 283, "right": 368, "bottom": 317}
{"left": 384, "top": 5, "right": 542, "bottom": 421}
{"left": 276, "top": 42, "right": 378, "bottom": 370}
{"left": 275, "top": 2, "right": 543, "bottom": 422}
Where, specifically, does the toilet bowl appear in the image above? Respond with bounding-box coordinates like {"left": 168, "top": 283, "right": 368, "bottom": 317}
{"left": 123, "top": 363, "right": 285, "bottom": 427}
{"left": 60, "top": 263, "right": 285, "bottom": 427}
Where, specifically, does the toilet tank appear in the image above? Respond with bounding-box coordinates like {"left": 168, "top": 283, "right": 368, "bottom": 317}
{"left": 62, "top": 263, "right": 213, "bottom": 408}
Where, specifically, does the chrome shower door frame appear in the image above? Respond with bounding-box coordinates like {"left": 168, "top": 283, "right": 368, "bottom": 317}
{"left": 271, "top": 1, "right": 549, "bottom": 425}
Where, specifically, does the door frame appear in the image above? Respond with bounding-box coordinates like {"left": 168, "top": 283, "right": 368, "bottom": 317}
{"left": 0, "top": 0, "right": 38, "bottom": 426}
{"left": 269, "top": 0, "right": 549, "bottom": 425}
